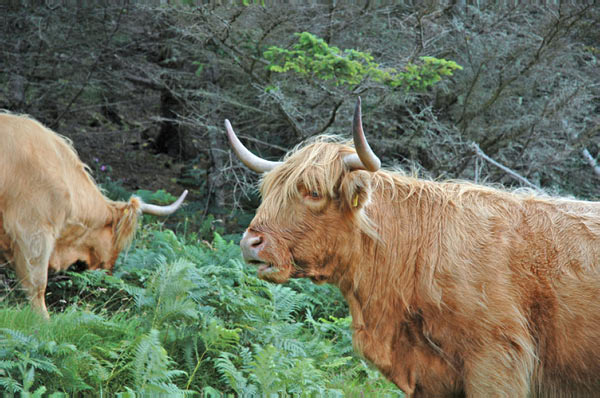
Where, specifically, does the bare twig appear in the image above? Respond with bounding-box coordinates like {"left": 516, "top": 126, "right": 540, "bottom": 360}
{"left": 234, "top": 135, "right": 289, "bottom": 153}
{"left": 582, "top": 148, "right": 600, "bottom": 180}
{"left": 314, "top": 99, "right": 344, "bottom": 136}
{"left": 471, "top": 142, "right": 540, "bottom": 190}
{"left": 123, "top": 73, "right": 163, "bottom": 90}
{"left": 53, "top": 6, "right": 128, "bottom": 126}
{"left": 572, "top": 123, "right": 600, "bottom": 148}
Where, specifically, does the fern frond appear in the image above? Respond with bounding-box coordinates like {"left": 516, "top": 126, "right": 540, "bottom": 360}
{"left": 0, "top": 376, "right": 22, "bottom": 393}
{"left": 203, "top": 319, "right": 240, "bottom": 350}
{"left": 0, "top": 328, "right": 34, "bottom": 346}
{"left": 269, "top": 284, "right": 303, "bottom": 321}
{"left": 214, "top": 352, "right": 252, "bottom": 394}
{"left": 0, "top": 360, "right": 18, "bottom": 370}
{"left": 131, "top": 328, "right": 190, "bottom": 395}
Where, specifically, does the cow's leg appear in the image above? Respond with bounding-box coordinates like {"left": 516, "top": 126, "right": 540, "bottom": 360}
{"left": 12, "top": 233, "right": 53, "bottom": 319}
{"left": 464, "top": 340, "right": 534, "bottom": 398}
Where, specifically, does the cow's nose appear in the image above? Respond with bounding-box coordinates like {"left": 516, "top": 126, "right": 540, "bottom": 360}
{"left": 240, "top": 230, "right": 265, "bottom": 262}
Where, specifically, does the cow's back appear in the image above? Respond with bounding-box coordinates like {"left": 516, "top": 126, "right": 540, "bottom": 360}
{"left": 0, "top": 113, "right": 110, "bottom": 243}
{"left": 1, "top": 113, "right": 83, "bottom": 194}
{"left": 430, "top": 191, "right": 600, "bottom": 396}
{"left": 1, "top": 114, "right": 74, "bottom": 234}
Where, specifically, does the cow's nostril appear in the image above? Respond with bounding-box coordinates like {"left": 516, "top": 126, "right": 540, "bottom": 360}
{"left": 240, "top": 231, "right": 266, "bottom": 262}
{"left": 249, "top": 235, "right": 263, "bottom": 248}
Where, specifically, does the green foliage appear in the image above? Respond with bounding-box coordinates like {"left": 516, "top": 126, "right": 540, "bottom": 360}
{"left": 0, "top": 326, "right": 62, "bottom": 396}
{"left": 130, "top": 329, "right": 190, "bottom": 396}
{"left": 242, "top": 0, "right": 265, "bottom": 6}
{"left": 264, "top": 32, "right": 461, "bottom": 90}
{"left": 0, "top": 222, "right": 401, "bottom": 396}
{"left": 397, "top": 56, "right": 463, "bottom": 91}
{"left": 192, "top": 61, "right": 204, "bottom": 77}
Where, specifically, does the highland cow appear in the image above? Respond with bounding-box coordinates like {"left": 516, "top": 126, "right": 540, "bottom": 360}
{"left": 225, "top": 98, "right": 600, "bottom": 397}
{"left": 0, "top": 112, "right": 187, "bottom": 318}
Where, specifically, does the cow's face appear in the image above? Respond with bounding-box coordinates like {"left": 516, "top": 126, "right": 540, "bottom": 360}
{"left": 49, "top": 199, "right": 140, "bottom": 273}
{"left": 230, "top": 98, "right": 380, "bottom": 284}
{"left": 85, "top": 225, "right": 120, "bottom": 272}
{"left": 81, "top": 192, "right": 186, "bottom": 272}
{"left": 49, "top": 226, "right": 118, "bottom": 273}
{"left": 240, "top": 141, "right": 376, "bottom": 284}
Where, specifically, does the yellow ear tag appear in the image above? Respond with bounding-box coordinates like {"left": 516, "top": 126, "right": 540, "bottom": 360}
{"left": 352, "top": 194, "right": 359, "bottom": 208}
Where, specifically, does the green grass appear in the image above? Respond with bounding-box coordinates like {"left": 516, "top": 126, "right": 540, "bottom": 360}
{"left": 0, "top": 222, "right": 402, "bottom": 397}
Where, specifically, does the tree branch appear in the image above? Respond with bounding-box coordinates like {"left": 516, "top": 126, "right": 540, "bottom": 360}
{"left": 582, "top": 148, "right": 600, "bottom": 180}
{"left": 314, "top": 99, "right": 344, "bottom": 136}
{"left": 471, "top": 142, "right": 540, "bottom": 190}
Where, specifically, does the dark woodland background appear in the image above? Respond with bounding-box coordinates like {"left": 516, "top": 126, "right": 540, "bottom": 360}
{"left": 1, "top": 2, "right": 599, "bottom": 234}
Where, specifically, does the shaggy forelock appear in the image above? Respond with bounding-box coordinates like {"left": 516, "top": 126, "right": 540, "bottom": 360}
{"left": 259, "top": 136, "right": 355, "bottom": 208}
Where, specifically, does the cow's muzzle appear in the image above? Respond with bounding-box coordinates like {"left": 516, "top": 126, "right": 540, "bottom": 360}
{"left": 240, "top": 230, "right": 265, "bottom": 263}
{"left": 240, "top": 230, "right": 281, "bottom": 276}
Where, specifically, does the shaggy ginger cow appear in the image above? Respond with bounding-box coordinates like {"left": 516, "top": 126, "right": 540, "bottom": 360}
{"left": 0, "top": 113, "right": 187, "bottom": 319}
{"left": 225, "top": 98, "right": 600, "bottom": 397}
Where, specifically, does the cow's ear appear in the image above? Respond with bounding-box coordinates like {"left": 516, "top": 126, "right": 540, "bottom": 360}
{"left": 340, "top": 171, "right": 372, "bottom": 211}
{"left": 112, "top": 197, "right": 141, "bottom": 252}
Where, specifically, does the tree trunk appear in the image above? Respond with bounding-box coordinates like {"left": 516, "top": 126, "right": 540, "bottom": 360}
{"left": 154, "top": 82, "right": 184, "bottom": 158}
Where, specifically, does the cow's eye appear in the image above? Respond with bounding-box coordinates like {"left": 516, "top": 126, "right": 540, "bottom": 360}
{"left": 303, "top": 190, "right": 321, "bottom": 201}
{"left": 300, "top": 185, "right": 323, "bottom": 202}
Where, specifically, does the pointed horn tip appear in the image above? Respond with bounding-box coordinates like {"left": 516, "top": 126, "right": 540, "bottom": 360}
{"left": 224, "top": 119, "right": 233, "bottom": 136}
{"left": 172, "top": 190, "right": 188, "bottom": 209}
{"left": 139, "top": 189, "right": 188, "bottom": 216}
{"left": 353, "top": 97, "right": 362, "bottom": 123}
{"left": 224, "top": 119, "right": 239, "bottom": 146}
{"left": 223, "top": 117, "right": 283, "bottom": 173}
{"left": 348, "top": 96, "right": 381, "bottom": 172}
{"left": 179, "top": 189, "right": 188, "bottom": 202}
{"left": 166, "top": 189, "right": 188, "bottom": 208}
{"left": 168, "top": 189, "right": 188, "bottom": 206}
{"left": 355, "top": 97, "right": 362, "bottom": 114}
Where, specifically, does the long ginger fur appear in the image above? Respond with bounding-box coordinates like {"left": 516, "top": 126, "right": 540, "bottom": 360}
{"left": 0, "top": 112, "right": 140, "bottom": 318}
{"left": 248, "top": 136, "right": 600, "bottom": 397}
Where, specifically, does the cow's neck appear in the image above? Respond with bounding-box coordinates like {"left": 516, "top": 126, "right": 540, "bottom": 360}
{"left": 339, "top": 182, "right": 431, "bottom": 307}
{"left": 336, "top": 179, "right": 449, "bottom": 339}
{"left": 333, "top": 181, "right": 446, "bottom": 392}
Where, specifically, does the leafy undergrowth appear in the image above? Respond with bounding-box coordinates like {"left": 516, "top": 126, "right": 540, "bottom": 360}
{"left": 0, "top": 222, "right": 402, "bottom": 397}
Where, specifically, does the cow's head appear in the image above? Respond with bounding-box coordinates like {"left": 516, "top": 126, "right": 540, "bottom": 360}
{"left": 226, "top": 98, "right": 381, "bottom": 284}
{"left": 49, "top": 190, "right": 188, "bottom": 273}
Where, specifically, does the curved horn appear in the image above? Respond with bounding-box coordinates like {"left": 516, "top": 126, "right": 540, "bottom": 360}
{"left": 139, "top": 190, "right": 188, "bottom": 216}
{"left": 343, "top": 97, "right": 381, "bottom": 172}
{"left": 225, "top": 119, "right": 282, "bottom": 173}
